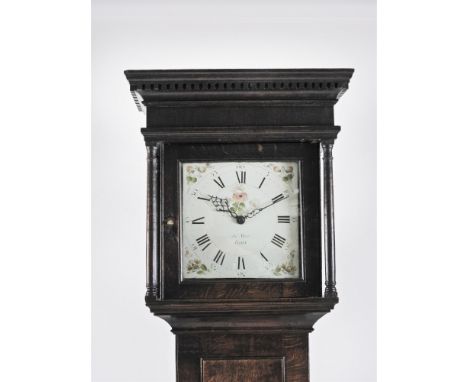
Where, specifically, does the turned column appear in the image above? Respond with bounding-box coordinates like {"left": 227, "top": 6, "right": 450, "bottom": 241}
{"left": 146, "top": 144, "right": 161, "bottom": 299}
{"left": 322, "top": 140, "right": 337, "bottom": 298}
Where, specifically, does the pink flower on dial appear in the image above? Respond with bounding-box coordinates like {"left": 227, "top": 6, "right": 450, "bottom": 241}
{"left": 232, "top": 190, "right": 247, "bottom": 202}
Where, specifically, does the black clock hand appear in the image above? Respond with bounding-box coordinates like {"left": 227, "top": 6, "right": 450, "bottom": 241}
{"left": 208, "top": 195, "right": 238, "bottom": 218}
{"left": 245, "top": 204, "right": 272, "bottom": 218}
{"left": 245, "top": 193, "right": 289, "bottom": 219}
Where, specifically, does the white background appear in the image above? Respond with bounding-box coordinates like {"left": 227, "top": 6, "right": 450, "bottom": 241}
{"left": 92, "top": 0, "right": 375, "bottom": 381}
{"left": 1, "top": 1, "right": 468, "bottom": 382}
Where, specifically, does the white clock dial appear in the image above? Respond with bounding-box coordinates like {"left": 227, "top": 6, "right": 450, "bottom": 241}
{"left": 181, "top": 161, "right": 301, "bottom": 279}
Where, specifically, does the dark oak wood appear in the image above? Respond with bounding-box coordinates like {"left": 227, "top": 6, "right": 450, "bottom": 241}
{"left": 178, "top": 333, "right": 308, "bottom": 382}
{"left": 141, "top": 125, "right": 341, "bottom": 145}
{"left": 202, "top": 357, "right": 284, "bottom": 382}
{"left": 125, "top": 69, "right": 352, "bottom": 129}
{"left": 124, "top": 69, "right": 353, "bottom": 381}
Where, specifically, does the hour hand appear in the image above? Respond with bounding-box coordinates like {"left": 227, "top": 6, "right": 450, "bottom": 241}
{"left": 208, "top": 195, "right": 238, "bottom": 218}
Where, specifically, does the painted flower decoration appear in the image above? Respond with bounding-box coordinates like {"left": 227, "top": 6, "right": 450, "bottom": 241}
{"left": 273, "top": 249, "right": 297, "bottom": 276}
{"left": 185, "top": 163, "right": 209, "bottom": 184}
{"left": 229, "top": 189, "right": 248, "bottom": 215}
{"left": 269, "top": 163, "right": 295, "bottom": 183}
{"left": 186, "top": 258, "right": 209, "bottom": 274}
{"left": 273, "top": 263, "right": 297, "bottom": 276}
{"left": 233, "top": 190, "right": 247, "bottom": 202}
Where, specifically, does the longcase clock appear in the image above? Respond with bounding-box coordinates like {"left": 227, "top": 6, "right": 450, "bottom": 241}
{"left": 124, "top": 69, "right": 354, "bottom": 382}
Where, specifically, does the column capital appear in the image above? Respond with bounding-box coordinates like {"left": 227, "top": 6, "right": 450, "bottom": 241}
{"left": 321, "top": 138, "right": 335, "bottom": 146}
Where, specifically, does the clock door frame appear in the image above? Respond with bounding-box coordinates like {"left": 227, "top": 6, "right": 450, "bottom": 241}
{"left": 161, "top": 142, "right": 322, "bottom": 299}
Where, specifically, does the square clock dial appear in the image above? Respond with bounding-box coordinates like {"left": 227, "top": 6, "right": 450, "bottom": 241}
{"left": 181, "top": 161, "right": 302, "bottom": 279}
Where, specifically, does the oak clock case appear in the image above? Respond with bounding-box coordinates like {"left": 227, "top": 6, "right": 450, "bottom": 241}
{"left": 124, "top": 69, "right": 353, "bottom": 382}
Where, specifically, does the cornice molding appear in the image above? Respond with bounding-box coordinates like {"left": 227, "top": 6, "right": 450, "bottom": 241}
{"left": 125, "top": 69, "right": 354, "bottom": 111}
{"left": 141, "top": 125, "right": 341, "bottom": 144}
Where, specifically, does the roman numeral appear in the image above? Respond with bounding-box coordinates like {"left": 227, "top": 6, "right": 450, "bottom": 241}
{"left": 191, "top": 216, "right": 205, "bottom": 224}
{"left": 260, "top": 252, "right": 269, "bottom": 262}
{"left": 197, "top": 196, "right": 210, "bottom": 201}
{"left": 271, "top": 193, "right": 286, "bottom": 204}
{"left": 277, "top": 215, "right": 290, "bottom": 223}
{"left": 237, "top": 256, "right": 246, "bottom": 270}
{"left": 213, "top": 176, "right": 225, "bottom": 188}
{"left": 271, "top": 234, "right": 286, "bottom": 248}
{"left": 236, "top": 171, "right": 246, "bottom": 184}
{"left": 258, "top": 177, "right": 266, "bottom": 189}
{"left": 196, "top": 234, "right": 211, "bottom": 251}
{"left": 213, "top": 250, "right": 226, "bottom": 265}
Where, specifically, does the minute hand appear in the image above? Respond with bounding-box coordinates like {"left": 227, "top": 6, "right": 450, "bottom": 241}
{"left": 245, "top": 194, "right": 289, "bottom": 219}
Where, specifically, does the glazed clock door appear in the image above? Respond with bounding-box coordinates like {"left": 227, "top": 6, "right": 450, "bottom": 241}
{"left": 162, "top": 142, "right": 322, "bottom": 299}
{"left": 181, "top": 161, "right": 302, "bottom": 279}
